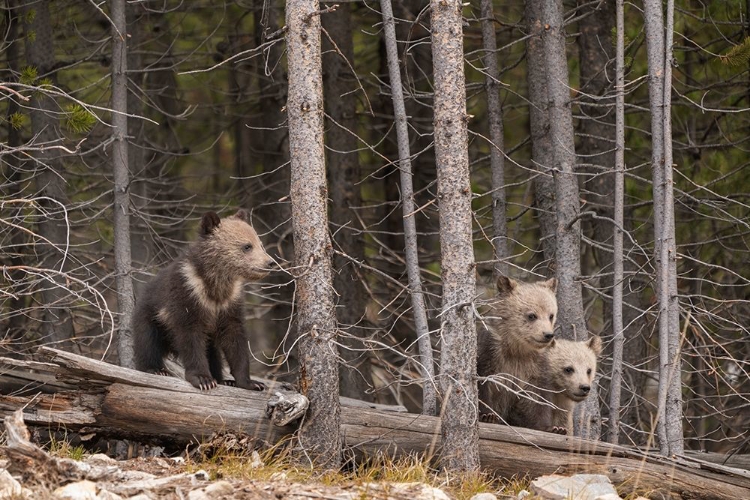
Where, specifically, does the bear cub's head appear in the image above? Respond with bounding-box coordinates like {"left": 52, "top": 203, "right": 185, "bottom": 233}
{"left": 198, "top": 209, "right": 275, "bottom": 281}
{"left": 547, "top": 336, "right": 602, "bottom": 402}
{"left": 491, "top": 276, "right": 558, "bottom": 351}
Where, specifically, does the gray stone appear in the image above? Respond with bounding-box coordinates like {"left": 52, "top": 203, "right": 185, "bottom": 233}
{"left": 53, "top": 480, "right": 98, "bottom": 500}
{"left": 204, "top": 481, "right": 234, "bottom": 496}
{"left": 470, "top": 493, "right": 498, "bottom": 500}
{"left": 0, "top": 470, "right": 23, "bottom": 500}
{"left": 531, "top": 474, "right": 621, "bottom": 500}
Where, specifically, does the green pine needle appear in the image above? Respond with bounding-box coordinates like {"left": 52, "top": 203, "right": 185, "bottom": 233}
{"left": 720, "top": 37, "right": 750, "bottom": 67}
{"left": 20, "top": 66, "right": 37, "bottom": 85}
{"left": 63, "top": 104, "right": 96, "bottom": 134}
{"left": 9, "top": 112, "right": 28, "bottom": 131}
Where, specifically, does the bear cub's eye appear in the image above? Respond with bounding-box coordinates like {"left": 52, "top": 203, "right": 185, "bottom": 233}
{"left": 564, "top": 367, "right": 574, "bottom": 374}
{"left": 586, "top": 368, "right": 592, "bottom": 375}
{"left": 242, "top": 243, "right": 254, "bottom": 253}
{"left": 549, "top": 314, "right": 554, "bottom": 322}
{"left": 526, "top": 312, "right": 538, "bottom": 321}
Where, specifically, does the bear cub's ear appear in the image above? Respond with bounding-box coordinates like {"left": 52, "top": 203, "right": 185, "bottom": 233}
{"left": 587, "top": 335, "right": 603, "bottom": 357}
{"left": 542, "top": 278, "right": 557, "bottom": 293}
{"left": 233, "top": 209, "right": 250, "bottom": 223}
{"left": 200, "top": 211, "right": 221, "bottom": 237}
{"left": 496, "top": 276, "right": 518, "bottom": 296}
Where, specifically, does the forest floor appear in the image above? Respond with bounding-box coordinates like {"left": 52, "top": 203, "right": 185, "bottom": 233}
{"left": 0, "top": 433, "right": 530, "bottom": 500}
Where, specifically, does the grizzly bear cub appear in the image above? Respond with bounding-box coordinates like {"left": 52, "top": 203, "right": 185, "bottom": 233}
{"left": 509, "top": 336, "right": 602, "bottom": 434}
{"left": 133, "top": 210, "right": 274, "bottom": 391}
{"left": 477, "top": 275, "right": 558, "bottom": 423}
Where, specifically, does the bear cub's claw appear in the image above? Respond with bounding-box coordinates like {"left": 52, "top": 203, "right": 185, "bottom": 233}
{"left": 551, "top": 426, "right": 568, "bottom": 435}
{"left": 187, "top": 373, "right": 218, "bottom": 391}
{"left": 479, "top": 412, "right": 500, "bottom": 424}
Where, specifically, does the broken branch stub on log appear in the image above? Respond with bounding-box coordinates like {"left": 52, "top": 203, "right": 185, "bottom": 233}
{"left": 1, "top": 348, "right": 750, "bottom": 500}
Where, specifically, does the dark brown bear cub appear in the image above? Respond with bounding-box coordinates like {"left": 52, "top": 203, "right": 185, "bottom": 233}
{"left": 133, "top": 209, "right": 274, "bottom": 391}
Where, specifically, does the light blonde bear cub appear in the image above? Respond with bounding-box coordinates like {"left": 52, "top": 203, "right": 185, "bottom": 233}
{"left": 512, "top": 336, "right": 602, "bottom": 434}
{"left": 477, "top": 276, "right": 558, "bottom": 423}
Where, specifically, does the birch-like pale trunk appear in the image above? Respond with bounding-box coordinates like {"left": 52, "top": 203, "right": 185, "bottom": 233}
{"left": 380, "top": 0, "right": 436, "bottom": 416}
{"left": 111, "top": 0, "right": 135, "bottom": 368}
{"left": 480, "top": 0, "right": 508, "bottom": 279}
{"left": 286, "top": 0, "right": 341, "bottom": 468}
{"left": 643, "top": 0, "right": 684, "bottom": 456}
{"left": 608, "top": 0, "right": 626, "bottom": 445}
{"left": 540, "top": 0, "right": 598, "bottom": 438}
{"left": 430, "top": 0, "right": 479, "bottom": 472}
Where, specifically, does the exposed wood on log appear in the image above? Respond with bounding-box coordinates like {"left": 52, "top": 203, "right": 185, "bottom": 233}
{"left": 1, "top": 349, "right": 750, "bottom": 500}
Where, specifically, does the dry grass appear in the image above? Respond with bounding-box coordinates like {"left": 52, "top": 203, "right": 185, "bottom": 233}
{"left": 186, "top": 438, "right": 531, "bottom": 499}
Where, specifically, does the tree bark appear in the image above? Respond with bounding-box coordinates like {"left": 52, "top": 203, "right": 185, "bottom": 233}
{"left": 22, "top": 0, "right": 75, "bottom": 346}
{"left": 2, "top": 0, "right": 27, "bottom": 356}
{"left": 430, "top": 0, "right": 479, "bottom": 472}
{"left": 286, "top": 0, "right": 341, "bottom": 469}
{"left": 525, "top": 0, "right": 557, "bottom": 272}
{"left": 252, "top": 6, "right": 294, "bottom": 365}
{"left": 540, "top": 0, "right": 597, "bottom": 438}
{"left": 480, "top": 0, "right": 509, "bottom": 279}
{"left": 643, "top": 0, "right": 683, "bottom": 456}
{"left": 2, "top": 349, "right": 748, "bottom": 500}
{"left": 379, "top": 0, "right": 436, "bottom": 416}
{"left": 321, "top": 4, "right": 373, "bottom": 403}
{"left": 110, "top": 0, "right": 135, "bottom": 369}
{"left": 608, "top": 0, "right": 626, "bottom": 445}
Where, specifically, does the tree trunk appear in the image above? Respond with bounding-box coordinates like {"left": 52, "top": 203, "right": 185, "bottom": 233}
{"left": 643, "top": 0, "right": 684, "bottom": 456}
{"left": 321, "top": 4, "right": 373, "bottom": 402}
{"left": 480, "top": 0, "right": 508, "bottom": 279}
{"left": 430, "top": 0, "right": 479, "bottom": 472}
{"left": 286, "top": 0, "right": 341, "bottom": 469}
{"left": 2, "top": 0, "right": 27, "bottom": 356}
{"left": 110, "top": 0, "right": 135, "bottom": 369}
{"left": 22, "top": 1, "right": 75, "bottom": 346}
{"left": 126, "top": 3, "right": 151, "bottom": 298}
{"left": 525, "top": 0, "right": 557, "bottom": 273}
{"left": 608, "top": 0, "right": 626, "bottom": 445}
{"left": 379, "top": 0, "right": 436, "bottom": 416}
{"left": 252, "top": 6, "right": 294, "bottom": 367}
{"left": 540, "top": 0, "right": 597, "bottom": 438}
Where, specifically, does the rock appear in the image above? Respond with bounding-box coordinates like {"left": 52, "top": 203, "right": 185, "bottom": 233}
{"left": 531, "top": 474, "right": 621, "bottom": 500}
{"left": 204, "top": 481, "right": 234, "bottom": 496}
{"left": 470, "top": 493, "right": 498, "bottom": 500}
{"left": 250, "top": 450, "right": 263, "bottom": 469}
{"left": 85, "top": 454, "right": 116, "bottom": 466}
{"left": 96, "top": 490, "right": 123, "bottom": 500}
{"left": 187, "top": 490, "right": 209, "bottom": 500}
{"left": 517, "top": 491, "right": 530, "bottom": 499}
{"left": 0, "top": 470, "right": 23, "bottom": 499}
{"left": 126, "top": 495, "right": 153, "bottom": 500}
{"left": 357, "top": 482, "right": 450, "bottom": 500}
{"left": 53, "top": 480, "right": 98, "bottom": 500}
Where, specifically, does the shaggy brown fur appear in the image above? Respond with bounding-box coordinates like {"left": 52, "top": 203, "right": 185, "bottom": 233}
{"left": 510, "top": 336, "right": 602, "bottom": 434}
{"left": 133, "top": 210, "right": 274, "bottom": 391}
{"left": 477, "top": 276, "right": 558, "bottom": 423}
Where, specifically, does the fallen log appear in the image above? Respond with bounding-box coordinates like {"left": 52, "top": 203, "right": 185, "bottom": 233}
{"left": 1, "top": 348, "right": 749, "bottom": 500}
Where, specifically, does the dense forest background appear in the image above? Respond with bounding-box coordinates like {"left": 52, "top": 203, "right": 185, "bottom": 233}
{"left": 1, "top": 0, "right": 748, "bottom": 457}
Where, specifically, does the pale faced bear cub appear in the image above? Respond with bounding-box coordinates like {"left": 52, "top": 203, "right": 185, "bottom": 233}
{"left": 509, "top": 336, "right": 602, "bottom": 435}
{"left": 477, "top": 276, "right": 558, "bottom": 423}
{"left": 133, "top": 210, "right": 274, "bottom": 391}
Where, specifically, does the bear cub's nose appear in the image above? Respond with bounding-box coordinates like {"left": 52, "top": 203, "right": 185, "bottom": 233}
{"left": 580, "top": 385, "right": 591, "bottom": 394}
{"left": 543, "top": 332, "right": 555, "bottom": 341}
